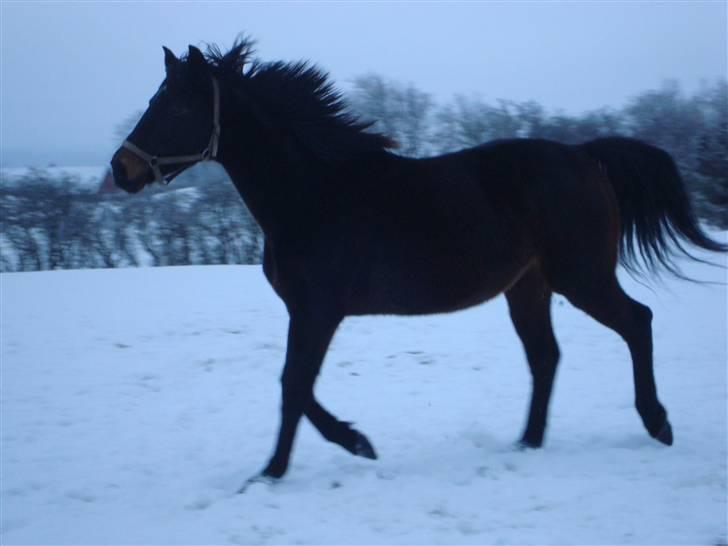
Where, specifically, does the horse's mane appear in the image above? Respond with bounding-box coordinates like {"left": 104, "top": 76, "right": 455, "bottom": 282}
{"left": 196, "top": 37, "right": 395, "bottom": 162}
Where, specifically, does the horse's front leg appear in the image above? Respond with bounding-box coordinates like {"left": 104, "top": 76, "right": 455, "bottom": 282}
{"left": 305, "top": 398, "right": 377, "bottom": 460}
{"left": 258, "top": 310, "right": 342, "bottom": 482}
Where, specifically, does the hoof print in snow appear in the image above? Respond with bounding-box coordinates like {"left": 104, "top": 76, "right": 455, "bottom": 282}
{"left": 66, "top": 490, "right": 96, "bottom": 503}
{"left": 375, "top": 469, "right": 396, "bottom": 481}
{"left": 184, "top": 497, "right": 212, "bottom": 511}
{"left": 427, "top": 506, "right": 450, "bottom": 518}
{"left": 475, "top": 465, "right": 489, "bottom": 478}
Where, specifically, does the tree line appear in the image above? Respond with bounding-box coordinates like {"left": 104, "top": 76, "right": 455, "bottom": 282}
{"left": 1, "top": 166, "right": 263, "bottom": 272}
{"left": 348, "top": 77, "right": 726, "bottom": 226}
{"left": 1, "top": 77, "right": 725, "bottom": 272}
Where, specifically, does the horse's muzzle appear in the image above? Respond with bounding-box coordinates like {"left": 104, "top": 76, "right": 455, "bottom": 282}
{"left": 111, "top": 148, "right": 148, "bottom": 193}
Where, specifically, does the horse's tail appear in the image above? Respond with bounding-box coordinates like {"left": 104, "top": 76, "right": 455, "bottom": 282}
{"left": 580, "top": 136, "right": 726, "bottom": 278}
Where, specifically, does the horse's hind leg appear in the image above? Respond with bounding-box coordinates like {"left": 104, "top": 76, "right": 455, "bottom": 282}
{"left": 506, "top": 268, "right": 561, "bottom": 448}
{"left": 550, "top": 271, "right": 673, "bottom": 445}
{"left": 305, "top": 398, "right": 377, "bottom": 459}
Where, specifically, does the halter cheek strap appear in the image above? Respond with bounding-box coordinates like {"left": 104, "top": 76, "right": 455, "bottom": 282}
{"left": 122, "top": 77, "right": 221, "bottom": 185}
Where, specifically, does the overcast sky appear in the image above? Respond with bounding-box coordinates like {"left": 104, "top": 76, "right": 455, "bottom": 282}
{"left": 1, "top": 1, "right": 725, "bottom": 167}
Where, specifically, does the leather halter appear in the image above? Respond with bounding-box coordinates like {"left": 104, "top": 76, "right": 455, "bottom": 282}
{"left": 121, "top": 77, "right": 221, "bottom": 185}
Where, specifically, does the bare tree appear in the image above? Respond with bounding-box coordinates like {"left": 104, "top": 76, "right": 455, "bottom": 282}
{"left": 348, "top": 74, "right": 434, "bottom": 157}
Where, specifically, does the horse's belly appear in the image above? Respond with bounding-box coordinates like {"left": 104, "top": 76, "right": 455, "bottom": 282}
{"left": 353, "top": 243, "right": 533, "bottom": 316}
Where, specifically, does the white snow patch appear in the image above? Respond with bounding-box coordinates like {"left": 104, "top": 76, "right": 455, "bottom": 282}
{"left": 1, "top": 249, "right": 726, "bottom": 544}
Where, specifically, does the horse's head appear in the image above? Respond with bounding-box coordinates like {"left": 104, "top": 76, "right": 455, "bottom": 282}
{"left": 111, "top": 45, "right": 220, "bottom": 193}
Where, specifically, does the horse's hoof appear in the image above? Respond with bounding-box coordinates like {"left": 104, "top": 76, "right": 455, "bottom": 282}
{"left": 237, "top": 473, "right": 279, "bottom": 494}
{"left": 516, "top": 437, "right": 543, "bottom": 450}
{"left": 353, "top": 431, "right": 378, "bottom": 460}
{"left": 654, "top": 419, "right": 673, "bottom": 446}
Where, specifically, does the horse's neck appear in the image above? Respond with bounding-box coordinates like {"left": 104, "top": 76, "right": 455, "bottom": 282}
{"left": 217, "top": 134, "right": 327, "bottom": 238}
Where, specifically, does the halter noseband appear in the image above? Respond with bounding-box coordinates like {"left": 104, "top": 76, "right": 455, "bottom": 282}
{"left": 121, "top": 77, "right": 221, "bottom": 185}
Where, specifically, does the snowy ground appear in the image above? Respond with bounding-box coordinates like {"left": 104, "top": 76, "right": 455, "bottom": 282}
{"left": 1, "top": 247, "right": 726, "bottom": 545}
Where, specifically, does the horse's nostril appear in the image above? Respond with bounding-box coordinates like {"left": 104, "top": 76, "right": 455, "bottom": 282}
{"left": 111, "top": 159, "right": 127, "bottom": 184}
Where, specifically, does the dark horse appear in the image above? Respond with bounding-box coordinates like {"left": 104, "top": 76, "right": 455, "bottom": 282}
{"left": 111, "top": 39, "right": 726, "bottom": 488}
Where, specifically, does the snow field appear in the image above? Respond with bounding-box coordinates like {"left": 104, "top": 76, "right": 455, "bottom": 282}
{"left": 1, "top": 248, "right": 726, "bottom": 544}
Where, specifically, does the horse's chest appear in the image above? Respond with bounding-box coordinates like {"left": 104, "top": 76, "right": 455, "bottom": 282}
{"left": 262, "top": 242, "right": 289, "bottom": 300}
{"left": 262, "top": 239, "right": 346, "bottom": 307}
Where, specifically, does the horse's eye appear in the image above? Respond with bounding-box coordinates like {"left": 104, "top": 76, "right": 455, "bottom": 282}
{"left": 170, "top": 105, "right": 191, "bottom": 117}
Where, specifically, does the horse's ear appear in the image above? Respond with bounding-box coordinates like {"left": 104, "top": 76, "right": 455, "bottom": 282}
{"left": 187, "top": 45, "right": 208, "bottom": 74}
{"left": 163, "top": 46, "right": 179, "bottom": 73}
